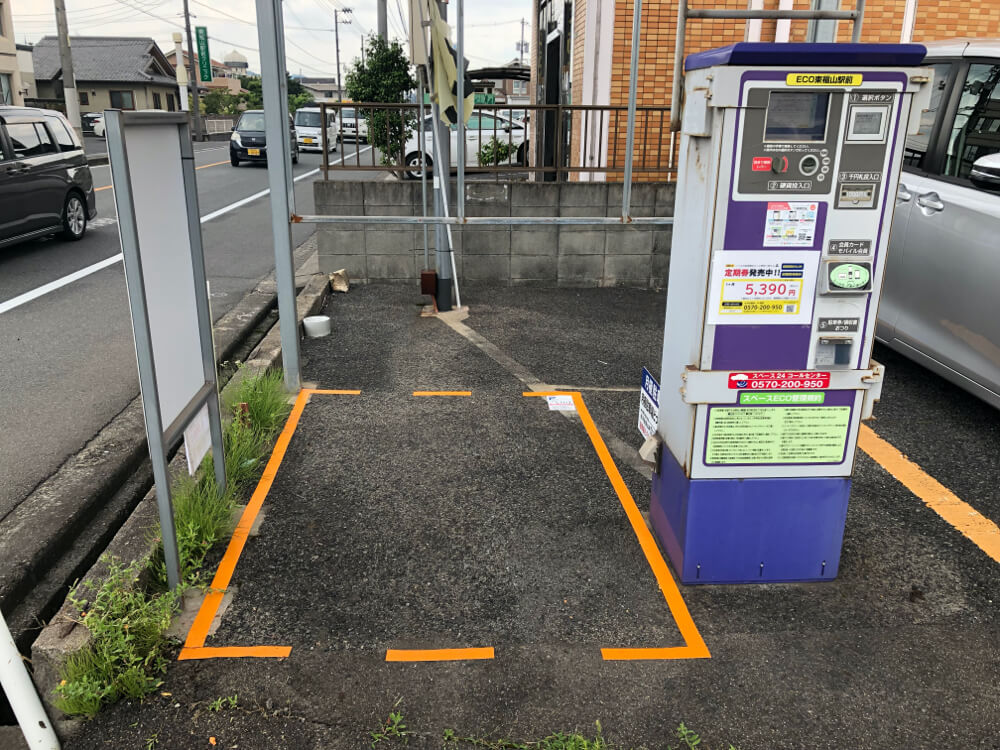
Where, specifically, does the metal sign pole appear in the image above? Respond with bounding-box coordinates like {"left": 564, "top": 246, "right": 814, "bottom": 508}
{"left": 1, "top": 611, "right": 59, "bottom": 749}
{"left": 256, "top": 0, "right": 302, "bottom": 392}
{"left": 456, "top": 0, "right": 465, "bottom": 223}
{"left": 178, "top": 125, "right": 227, "bottom": 495}
{"left": 105, "top": 110, "right": 182, "bottom": 590}
{"left": 418, "top": 76, "right": 430, "bottom": 269}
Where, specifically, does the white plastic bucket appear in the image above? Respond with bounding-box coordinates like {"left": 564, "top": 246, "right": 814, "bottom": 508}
{"left": 303, "top": 315, "right": 331, "bottom": 338}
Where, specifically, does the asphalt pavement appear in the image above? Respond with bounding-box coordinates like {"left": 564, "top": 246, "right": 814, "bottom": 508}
{"left": 63, "top": 285, "right": 1000, "bottom": 749}
{"left": 0, "top": 140, "right": 376, "bottom": 521}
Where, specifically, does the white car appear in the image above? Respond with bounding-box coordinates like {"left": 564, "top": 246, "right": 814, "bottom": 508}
{"left": 403, "top": 110, "right": 527, "bottom": 179}
{"left": 90, "top": 114, "right": 105, "bottom": 138}
{"left": 294, "top": 107, "right": 337, "bottom": 152}
{"left": 338, "top": 106, "right": 368, "bottom": 143}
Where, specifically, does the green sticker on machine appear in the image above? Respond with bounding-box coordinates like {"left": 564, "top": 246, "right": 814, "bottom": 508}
{"left": 738, "top": 392, "right": 825, "bottom": 405}
{"left": 706, "top": 406, "right": 850, "bottom": 464}
{"left": 829, "top": 262, "right": 870, "bottom": 289}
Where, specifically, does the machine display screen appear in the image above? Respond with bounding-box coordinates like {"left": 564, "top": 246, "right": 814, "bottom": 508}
{"left": 852, "top": 111, "right": 883, "bottom": 135}
{"left": 764, "top": 92, "right": 830, "bottom": 142}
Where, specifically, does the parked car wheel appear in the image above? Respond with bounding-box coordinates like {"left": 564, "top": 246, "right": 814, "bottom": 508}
{"left": 292, "top": 146, "right": 299, "bottom": 165}
{"left": 61, "top": 192, "right": 87, "bottom": 241}
{"left": 404, "top": 151, "right": 432, "bottom": 180}
{"left": 230, "top": 154, "right": 240, "bottom": 167}
{"left": 517, "top": 142, "right": 528, "bottom": 166}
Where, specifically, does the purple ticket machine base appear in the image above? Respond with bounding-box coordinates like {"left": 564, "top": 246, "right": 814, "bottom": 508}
{"left": 651, "top": 44, "right": 931, "bottom": 584}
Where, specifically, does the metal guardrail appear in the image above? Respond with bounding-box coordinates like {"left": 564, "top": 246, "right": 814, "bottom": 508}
{"left": 318, "top": 101, "right": 675, "bottom": 181}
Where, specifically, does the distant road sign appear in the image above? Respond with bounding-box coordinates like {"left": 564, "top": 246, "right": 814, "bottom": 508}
{"left": 195, "top": 27, "right": 212, "bottom": 83}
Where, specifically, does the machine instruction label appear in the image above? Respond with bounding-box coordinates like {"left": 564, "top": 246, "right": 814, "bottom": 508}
{"left": 764, "top": 202, "right": 818, "bottom": 247}
{"left": 707, "top": 250, "right": 819, "bottom": 325}
{"left": 727, "top": 371, "right": 831, "bottom": 389}
{"left": 705, "top": 406, "right": 851, "bottom": 464}
{"left": 638, "top": 367, "right": 660, "bottom": 439}
{"left": 827, "top": 239, "right": 872, "bottom": 256}
{"left": 818, "top": 317, "right": 861, "bottom": 333}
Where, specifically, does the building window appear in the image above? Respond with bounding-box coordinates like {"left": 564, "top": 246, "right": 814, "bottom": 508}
{"left": 79, "top": 92, "right": 89, "bottom": 106}
{"left": 110, "top": 90, "right": 135, "bottom": 110}
{"left": 153, "top": 92, "right": 162, "bottom": 109}
{"left": 167, "top": 93, "right": 176, "bottom": 112}
{"left": 0, "top": 74, "right": 11, "bottom": 105}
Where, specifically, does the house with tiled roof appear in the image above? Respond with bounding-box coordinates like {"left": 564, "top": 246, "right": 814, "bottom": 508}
{"left": 32, "top": 36, "right": 179, "bottom": 114}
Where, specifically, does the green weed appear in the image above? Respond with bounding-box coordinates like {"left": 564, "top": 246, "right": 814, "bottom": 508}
{"left": 225, "top": 367, "right": 292, "bottom": 438}
{"left": 54, "top": 559, "right": 177, "bottom": 718}
{"left": 208, "top": 693, "right": 239, "bottom": 712}
{"left": 371, "top": 701, "right": 413, "bottom": 746}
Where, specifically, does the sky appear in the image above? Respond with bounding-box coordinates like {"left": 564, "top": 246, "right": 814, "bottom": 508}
{"left": 11, "top": 0, "right": 533, "bottom": 78}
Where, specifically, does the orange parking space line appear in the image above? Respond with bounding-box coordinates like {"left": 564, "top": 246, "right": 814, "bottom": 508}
{"left": 178, "top": 646, "right": 292, "bottom": 661}
{"left": 602, "top": 646, "right": 709, "bottom": 660}
{"left": 95, "top": 185, "right": 112, "bottom": 192}
{"left": 526, "top": 391, "right": 710, "bottom": 661}
{"left": 859, "top": 424, "right": 1000, "bottom": 565}
{"left": 412, "top": 391, "right": 472, "bottom": 397}
{"left": 306, "top": 389, "right": 362, "bottom": 395}
{"left": 385, "top": 647, "right": 494, "bottom": 662}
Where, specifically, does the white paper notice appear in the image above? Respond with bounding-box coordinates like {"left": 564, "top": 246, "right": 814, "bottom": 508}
{"left": 547, "top": 395, "right": 576, "bottom": 411}
{"left": 183, "top": 404, "right": 212, "bottom": 476}
{"left": 763, "top": 201, "right": 818, "bottom": 247}
{"left": 706, "top": 250, "right": 819, "bottom": 326}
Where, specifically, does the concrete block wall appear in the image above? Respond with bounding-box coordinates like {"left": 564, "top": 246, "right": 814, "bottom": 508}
{"left": 314, "top": 180, "right": 675, "bottom": 287}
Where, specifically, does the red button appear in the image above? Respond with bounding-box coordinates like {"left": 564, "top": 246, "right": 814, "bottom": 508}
{"left": 752, "top": 156, "right": 772, "bottom": 171}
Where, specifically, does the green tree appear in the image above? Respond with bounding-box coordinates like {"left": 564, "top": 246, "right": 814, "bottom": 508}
{"left": 236, "top": 74, "right": 312, "bottom": 112}
{"left": 201, "top": 89, "right": 242, "bottom": 116}
{"left": 344, "top": 36, "right": 417, "bottom": 164}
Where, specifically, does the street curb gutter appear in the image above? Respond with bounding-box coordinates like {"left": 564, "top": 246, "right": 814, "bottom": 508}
{"left": 29, "top": 262, "right": 331, "bottom": 735}
{"left": 0, "top": 239, "right": 315, "bottom": 655}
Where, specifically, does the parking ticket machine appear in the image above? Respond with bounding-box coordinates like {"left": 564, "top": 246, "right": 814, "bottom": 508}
{"left": 651, "top": 44, "right": 932, "bottom": 583}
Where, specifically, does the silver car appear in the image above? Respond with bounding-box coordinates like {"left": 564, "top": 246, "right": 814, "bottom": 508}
{"left": 878, "top": 39, "right": 1000, "bottom": 409}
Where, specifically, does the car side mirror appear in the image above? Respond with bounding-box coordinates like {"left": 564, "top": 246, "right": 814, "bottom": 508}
{"left": 230, "top": 126, "right": 235, "bottom": 131}
{"left": 970, "top": 153, "right": 1000, "bottom": 190}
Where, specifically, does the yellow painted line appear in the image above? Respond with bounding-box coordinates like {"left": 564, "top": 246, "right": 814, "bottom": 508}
{"left": 859, "top": 424, "right": 1000, "bottom": 564}
{"left": 524, "top": 391, "right": 710, "bottom": 661}
{"left": 412, "top": 390, "right": 472, "bottom": 397}
{"left": 180, "top": 387, "right": 361, "bottom": 659}
{"left": 385, "top": 647, "right": 494, "bottom": 662}
{"left": 94, "top": 159, "right": 229, "bottom": 193}
{"left": 196, "top": 159, "right": 230, "bottom": 170}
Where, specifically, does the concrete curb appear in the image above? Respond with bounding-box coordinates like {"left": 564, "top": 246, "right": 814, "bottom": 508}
{"left": 30, "top": 258, "right": 332, "bottom": 734}
{"left": 0, "top": 239, "right": 316, "bottom": 653}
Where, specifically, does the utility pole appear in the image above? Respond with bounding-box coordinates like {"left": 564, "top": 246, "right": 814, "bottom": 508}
{"left": 377, "top": 0, "right": 388, "bottom": 40}
{"left": 433, "top": 0, "right": 452, "bottom": 311}
{"left": 182, "top": 0, "right": 204, "bottom": 140}
{"left": 334, "top": 8, "right": 352, "bottom": 101}
{"left": 173, "top": 33, "right": 189, "bottom": 111}
{"left": 518, "top": 18, "right": 528, "bottom": 65}
{"left": 53, "top": 0, "right": 81, "bottom": 137}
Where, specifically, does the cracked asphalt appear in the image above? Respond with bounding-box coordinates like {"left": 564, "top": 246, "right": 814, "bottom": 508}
{"left": 63, "top": 285, "right": 1000, "bottom": 749}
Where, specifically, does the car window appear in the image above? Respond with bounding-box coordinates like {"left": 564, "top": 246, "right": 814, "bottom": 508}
{"left": 45, "top": 117, "right": 79, "bottom": 152}
{"left": 468, "top": 114, "right": 502, "bottom": 130}
{"left": 904, "top": 61, "right": 953, "bottom": 170}
{"left": 7, "top": 122, "right": 58, "bottom": 158}
{"left": 237, "top": 113, "right": 266, "bottom": 130}
{"left": 295, "top": 111, "right": 322, "bottom": 127}
{"left": 942, "top": 62, "right": 1000, "bottom": 181}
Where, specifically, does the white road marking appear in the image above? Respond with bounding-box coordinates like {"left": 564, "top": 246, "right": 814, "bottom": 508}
{"left": 0, "top": 254, "right": 124, "bottom": 315}
{"left": 0, "top": 148, "right": 372, "bottom": 316}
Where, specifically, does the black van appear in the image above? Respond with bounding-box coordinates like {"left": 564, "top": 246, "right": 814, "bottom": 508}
{"left": 229, "top": 110, "right": 299, "bottom": 167}
{"left": 0, "top": 107, "right": 97, "bottom": 248}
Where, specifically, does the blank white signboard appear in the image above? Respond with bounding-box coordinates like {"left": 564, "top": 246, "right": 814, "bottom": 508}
{"left": 121, "top": 125, "right": 204, "bottom": 428}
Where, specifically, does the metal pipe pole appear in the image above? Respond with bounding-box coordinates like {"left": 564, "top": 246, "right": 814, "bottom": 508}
{"left": 256, "top": 0, "right": 302, "bottom": 392}
{"left": 183, "top": 0, "right": 203, "bottom": 140}
{"left": 1, "top": 611, "right": 60, "bottom": 749}
{"left": 418, "top": 76, "right": 429, "bottom": 269}
{"left": 622, "top": 0, "right": 642, "bottom": 219}
{"left": 456, "top": 0, "right": 465, "bottom": 223}
{"left": 670, "top": 0, "right": 687, "bottom": 132}
{"left": 53, "top": 0, "right": 81, "bottom": 137}
{"left": 852, "top": 0, "right": 866, "bottom": 42}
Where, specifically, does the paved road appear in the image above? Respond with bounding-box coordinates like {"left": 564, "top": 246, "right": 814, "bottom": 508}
{"left": 0, "top": 140, "right": 376, "bottom": 519}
